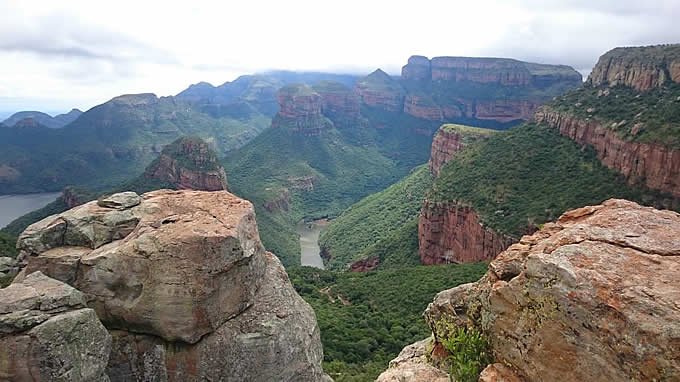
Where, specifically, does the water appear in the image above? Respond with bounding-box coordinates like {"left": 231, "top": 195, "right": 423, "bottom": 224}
{"left": 0, "top": 192, "right": 61, "bottom": 229}
{"left": 296, "top": 219, "right": 329, "bottom": 269}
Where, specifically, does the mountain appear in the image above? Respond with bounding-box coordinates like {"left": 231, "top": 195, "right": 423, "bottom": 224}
{"left": 0, "top": 93, "right": 269, "bottom": 194}
{"left": 2, "top": 109, "right": 82, "bottom": 129}
{"left": 536, "top": 44, "right": 680, "bottom": 197}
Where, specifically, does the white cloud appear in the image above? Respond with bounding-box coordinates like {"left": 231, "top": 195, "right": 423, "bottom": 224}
{"left": 0, "top": 0, "right": 678, "bottom": 114}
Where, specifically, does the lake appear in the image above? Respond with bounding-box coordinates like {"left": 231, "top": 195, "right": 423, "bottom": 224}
{"left": 0, "top": 192, "right": 61, "bottom": 229}
{"left": 296, "top": 219, "right": 329, "bottom": 269}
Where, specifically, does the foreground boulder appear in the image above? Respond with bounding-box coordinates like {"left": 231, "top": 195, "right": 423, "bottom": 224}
{"left": 14, "top": 190, "right": 330, "bottom": 381}
{"left": 0, "top": 271, "right": 111, "bottom": 381}
{"left": 421, "top": 199, "right": 680, "bottom": 381}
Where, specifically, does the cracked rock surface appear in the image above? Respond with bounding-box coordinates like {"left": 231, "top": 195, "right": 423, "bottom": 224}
{"left": 12, "top": 190, "right": 330, "bottom": 381}
{"left": 423, "top": 199, "right": 680, "bottom": 381}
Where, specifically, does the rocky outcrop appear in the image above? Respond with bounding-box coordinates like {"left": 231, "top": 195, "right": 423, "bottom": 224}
{"left": 376, "top": 338, "right": 449, "bottom": 382}
{"left": 0, "top": 271, "right": 111, "bottom": 381}
{"left": 354, "top": 69, "right": 406, "bottom": 112}
{"left": 535, "top": 108, "right": 680, "bottom": 198}
{"left": 403, "top": 94, "right": 443, "bottom": 120}
{"left": 587, "top": 44, "right": 680, "bottom": 91}
{"left": 349, "top": 256, "right": 380, "bottom": 272}
{"left": 313, "top": 81, "right": 361, "bottom": 128}
{"left": 143, "top": 136, "right": 228, "bottom": 191}
{"left": 428, "top": 124, "right": 496, "bottom": 178}
{"left": 401, "top": 55, "right": 582, "bottom": 123}
{"left": 13, "top": 190, "right": 330, "bottom": 381}
{"left": 418, "top": 200, "right": 515, "bottom": 264}
{"left": 272, "top": 84, "right": 333, "bottom": 136}
{"left": 424, "top": 199, "right": 680, "bottom": 381}
{"left": 264, "top": 188, "right": 291, "bottom": 212}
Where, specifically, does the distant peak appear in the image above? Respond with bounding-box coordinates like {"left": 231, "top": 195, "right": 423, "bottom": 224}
{"left": 110, "top": 93, "right": 158, "bottom": 105}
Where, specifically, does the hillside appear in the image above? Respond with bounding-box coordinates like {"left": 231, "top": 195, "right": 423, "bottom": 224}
{"left": 2, "top": 109, "right": 82, "bottom": 129}
{"left": 0, "top": 94, "right": 269, "bottom": 194}
{"left": 288, "top": 263, "right": 488, "bottom": 381}
{"left": 427, "top": 121, "right": 677, "bottom": 241}
{"left": 318, "top": 165, "right": 433, "bottom": 270}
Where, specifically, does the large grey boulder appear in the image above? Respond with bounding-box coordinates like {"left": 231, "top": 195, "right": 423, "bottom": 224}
{"left": 0, "top": 271, "right": 111, "bottom": 381}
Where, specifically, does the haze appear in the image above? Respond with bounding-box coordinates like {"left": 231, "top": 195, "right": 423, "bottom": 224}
{"left": 1, "top": 0, "right": 679, "bottom": 117}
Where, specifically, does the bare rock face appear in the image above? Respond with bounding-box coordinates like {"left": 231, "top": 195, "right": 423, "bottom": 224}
{"left": 0, "top": 271, "right": 112, "bottom": 381}
{"left": 587, "top": 44, "right": 680, "bottom": 91}
{"left": 428, "top": 124, "right": 496, "bottom": 178}
{"left": 536, "top": 108, "right": 680, "bottom": 198}
{"left": 354, "top": 69, "right": 406, "bottom": 112}
{"left": 272, "top": 84, "right": 333, "bottom": 136}
{"left": 424, "top": 199, "right": 680, "bottom": 381}
{"left": 313, "top": 81, "right": 361, "bottom": 128}
{"left": 401, "top": 55, "right": 581, "bottom": 123}
{"left": 143, "top": 136, "right": 228, "bottom": 191}
{"left": 418, "top": 200, "right": 515, "bottom": 265}
{"left": 376, "top": 338, "right": 449, "bottom": 382}
{"left": 14, "top": 190, "right": 330, "bottom": 381}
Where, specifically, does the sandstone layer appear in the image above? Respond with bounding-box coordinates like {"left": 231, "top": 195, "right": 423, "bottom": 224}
{"left": 0, "top": 271, "right": 112, "bottom": 381}
{"left": 424, "top": 199, "right": 680, "bottom": 381}
{"left": 12, "top": 190, "right": 330, "bottom": 381}
{"left": 376, "top": 338, "right": 449, "bottom": 382}
{"left": 587, "top": 44, "right": 680, "bottom": 91}
{"left": 418, "top": 200, "right": 515, "bottom": 265}
{"left": 428, "top": 124, "right": 495, "bottom": 178}
{"left": 143, "top": 136, "right": 228, "bottom": 191}
{"left": 313, "top": 81, "right": 361, "bottom": 128}
{"left": 272, "top": 84, "right": 332, "bottom": 135}
{"left": 353, "top": 69, "right": 406, "bottom": 112}
{"left": 536, "top": 108, "right": 680, "bottom": 198}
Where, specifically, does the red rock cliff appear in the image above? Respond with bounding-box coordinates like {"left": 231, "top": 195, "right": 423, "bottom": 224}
{"left": 313, "top": 81, "right": 360, "bottom": 128}
{"left": 272, "top": 84, "right": 332, "bottom": 135}
{"left": 535, "top": 108, "right": 680, "bottom": 198}
{"left": 143, "top": 136, "right": 228, "bottom": 191}
{"left": 418, "top": 199, "right": 515, "bottom": 264}
{"left": 354, "top": 69, "right": 405, "bottom": 112}
{"left": 587, "top": 44, "right": 680, "bottom": 91}
{"left": 428, "top": 125, "right": 496, "bottom": 178}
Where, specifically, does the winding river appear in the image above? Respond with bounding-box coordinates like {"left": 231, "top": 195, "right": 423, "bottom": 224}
{"left": 0, "top": 192, "right": 61, "bottom": 229}
{"left": 296, "top": 219, "right": 328, "bottom": 269}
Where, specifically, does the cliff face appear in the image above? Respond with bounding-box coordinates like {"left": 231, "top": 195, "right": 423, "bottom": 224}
{"left": 419, "top": 199, "right": 680, "bottom": 381}
{"left": 535, "top": 109, "right": 680, "bottom": 198}
{"left": 587, "top": 44, "right": 680, "bottom": 91}
{"left": 401, "top": 56, "right": 582, "bottom": 123}
{"left": 354, "top": 69, "right": 406, "bottom": 112}
{"left": 272, "top": 84, "right": 333, "bottom": 135}
{"left": 10, "top": 190, "right": 331, "bottom": 381}
{"left": 418, "top": 200, "right": 515, "bottom": 264}
{"left": 313, "top": 81, "right": 361, "bottom": 128}
{"left": 143, "top": 136, "right": 228, "bottom": 191}
{"left": 428, "top": 124, "right": 496, "bottom": 178}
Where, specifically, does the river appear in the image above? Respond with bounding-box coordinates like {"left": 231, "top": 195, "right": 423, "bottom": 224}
{"left": 0, "top": 192, "right": 61, "bottom": 229}
{"left": 296, "top": 219, "right": 329, "bottom": 269}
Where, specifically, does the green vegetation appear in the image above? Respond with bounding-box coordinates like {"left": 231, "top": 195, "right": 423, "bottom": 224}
{"left": 434, "top": 323, "right": 491, "bottom": 382}
{"left": 288, "top": 263, "right": 488, "bottom": 381}
{"left": 0, "top": 96, "right": 270, "bottom": 194}
{"left": 224, "top": 108, "right": 441, "bottom": 267}
{"left": 547, "top": 83, "right": 680, "bottom": 147}
{"left": 156, "top": 136, "right": 220, "bottom": 171}
{"left": 0, "top": 232, "right": 18, "bottom": 258}
{"left": 440, "top": 123, "right": 498, "bottom": 142}
{"left": 319, "top": 165, "right": 433, "bottom": 270}
{"left": 430, "top": 122, "right": 677, "bottom": 238}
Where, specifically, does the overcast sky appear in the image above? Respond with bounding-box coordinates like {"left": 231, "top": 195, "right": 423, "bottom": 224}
{"left": 1, "top": 0, "right": 679, "bottom": 117}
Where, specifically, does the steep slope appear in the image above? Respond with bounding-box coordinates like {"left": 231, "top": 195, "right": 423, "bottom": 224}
{"left": 318, "top": 165, "right": 433, "bottom": 271}
{"left": 288, "top": 262, "right": 487, "bottom": 381}
{"left": 401, "top": 55, "right": 582, "bottom": 126}
{"left": 2, "top": 108, "right": 82, "bottom": 129}
{"left": 0, "top": 94, "right": 269, "bottom": 193}
{"left": 420, "top": 121, "right": 677, "bottom": 265}
{"left": 537, "top": 44, "right": 680, "bottom": 197}
{"left": 394, "top": 200, "right": 680, "bottom": 382}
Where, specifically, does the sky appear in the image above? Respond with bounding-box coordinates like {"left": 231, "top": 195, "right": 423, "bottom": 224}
{"left": 1, "top": 0, "right": 679, "bottom": 118}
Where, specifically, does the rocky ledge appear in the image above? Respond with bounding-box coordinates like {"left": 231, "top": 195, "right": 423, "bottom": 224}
{"left": 389, "top": 199, "right": 680, "bottom": 381}
{"left": 272, "top": 84, "right": 333, "bottom": 136}
{"left": 8, "top": 190, "right": 330, "bottom": 381}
